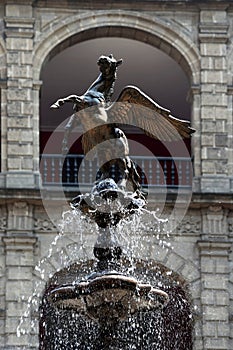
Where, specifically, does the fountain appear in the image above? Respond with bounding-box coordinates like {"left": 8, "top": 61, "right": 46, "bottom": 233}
{"left": 40, "top": 54, "right": 194, "bottom": 348}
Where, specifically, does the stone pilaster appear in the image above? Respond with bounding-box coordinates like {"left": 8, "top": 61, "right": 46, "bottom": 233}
{"left": 0, "top": 205, "right": 7, "bottom": 346}
{"left": 198, "top": 204, "right": 231, "bottom": 349}
{"left": 2, "top": 236, "right": 37, "bottom": 348}
{"left": 0, "top": 79, "right": 7, "bottom": 177}
{"left": 198, "top": 241, "right": 231, "bottom": 350}
{"left": 199, "top": 6, "right": 231, "bottom": 193}
{"left": 3, "top": 1, "right": 40, "bottom": 189}
{"left": 1, "top": 200, "right": 37, "bottom": 348}
{"left": 201, "top": 205, "right": 228, "bottom": 240}
{"left": 190, "top": 84, "right": 201, "bottom": 183}
{"left": 7, "top": 201, "right": 34, "bottom": 234}
{"left": 0, "top": 242, "right": 5, "bottom": 347}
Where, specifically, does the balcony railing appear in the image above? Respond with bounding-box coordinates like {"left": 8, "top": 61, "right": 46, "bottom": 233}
{"left": 40, "top": 154, "right": 193, "bottom": 189}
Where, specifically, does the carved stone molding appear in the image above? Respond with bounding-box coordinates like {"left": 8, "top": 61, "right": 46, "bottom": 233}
{"left": 199, "top": 23, "right": 229, "bottom": 43}
{"left": 7, "top": 201, "right": 34, "bottom": 232}
{"left": 2, "top": 236, "right": 37, "bottom": 251}
{"left": 177, "top": 214, "right": 201, "bottom": 235}
{"left": 0, "top": 205, "right": 7, "bottom": 232}
{"left": 228, "top": 213, "right": 233, "bottom": 237}
{"left": 197, "top": 240, "right": 232, "bottom": 257}
{"left": 202, "top": 205, "right": 228, "bottom": 238}
{"left": 34, "top": 217, "right": 57, "bottom": 232}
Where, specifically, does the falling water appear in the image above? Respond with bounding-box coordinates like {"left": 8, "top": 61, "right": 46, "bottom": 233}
{"left": 16, "top": 203, "right": 193, "bottom": 349}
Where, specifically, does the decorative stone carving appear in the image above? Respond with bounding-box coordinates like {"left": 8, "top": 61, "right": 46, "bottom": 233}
{"left": 177, "top": 213, "right": 201, "bottom": 234}
{"left": 228, "top": 211, "right": 233, "bottom": 236}
{"left": 34, "top": 217, "right": 57, "bottom": 232}
{"left": 202, "top": 205, "right": 228, "bottom": 237}
{"left": 7, "top": 201, "right": 33, "bottom": 232}
{"left": 0, "top": 205, "right": 7, "bottom": 232}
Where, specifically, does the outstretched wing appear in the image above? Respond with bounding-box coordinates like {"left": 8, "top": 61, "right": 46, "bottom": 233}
{"left": 108, "top": 85, "right": 195, "bottom": 141}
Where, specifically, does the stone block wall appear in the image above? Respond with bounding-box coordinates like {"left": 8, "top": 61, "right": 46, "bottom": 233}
{"left": 199, "top": 6, "right": 231, "bottom": 192}
{"left": 0, "top": 0, "right": 232, "bottom": 349}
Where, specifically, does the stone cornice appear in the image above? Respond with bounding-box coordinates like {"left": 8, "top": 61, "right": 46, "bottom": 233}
{"left": 197, "top": 240, "right": 232, "bottom": 256}
{"left": 4, "top": 29, "right": 34, "bottom": 38}
{"left": 5, "top": 0, "right": 33, "bottom": 4}
{"left": 199, "top": 23, "right": 229, "bottom": 43}
{"left": 4, "top": 17, "right": 35, "bottom": 38}
{"left": 32, "top": 0, "right": 233, "bottom": 14}
{"left": 2, "top": 235, "right": 37, "bottom": 250}
{"left": 4, "top": 17, "right": 35, "bottom": 29}
{"left": 197, "top": 2, "right": 230, "bottom": 11}
{"left": 199, "top": 33, "right": 229, "bottom": 44}
{"left": 0, "top": 185, "right": 232, "bottom": 207}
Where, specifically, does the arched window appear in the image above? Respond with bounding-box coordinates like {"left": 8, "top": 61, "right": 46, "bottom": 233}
{"left": 39, "top": 37, "right": 192, "bottom": 188}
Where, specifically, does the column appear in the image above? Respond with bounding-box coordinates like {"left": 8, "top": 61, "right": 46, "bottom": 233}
{"left": 3, "top": 236, "right": 37, "bottom": 348}
{"left": 199, "top": 6, "right": 230, "bottom": 192}
{"left": 198, "top": 205, "right": 231, "bottom": 349}
{"left": 2, "top": 199, "right": 38, "bottom": 348}
{"left": 3, "top": 1, "right": 40, "bottom": 188}
{"left": 0, "top": 205, "right": 7, "bottom": 346}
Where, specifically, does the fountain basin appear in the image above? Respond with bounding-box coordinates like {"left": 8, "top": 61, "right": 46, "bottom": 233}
{"left": 48, "top": 273, "right": 169, "bottom": 323}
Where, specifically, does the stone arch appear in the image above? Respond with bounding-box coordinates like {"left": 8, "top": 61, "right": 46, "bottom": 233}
{"left": 152, "top": 244, "right": 200, "bottom": 284}
{"left": 131, "top": 240, "right": 201, "bottom": 302}
{"left": 33, "top": 10, "right": 200, "bottom": 86}
{"left": 34, "top": 10, "right": 200, "bottom": 178}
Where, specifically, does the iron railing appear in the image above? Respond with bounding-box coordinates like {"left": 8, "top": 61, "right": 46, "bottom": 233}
{"left": 40, "top": 154, "right": 193, "bottom": 189}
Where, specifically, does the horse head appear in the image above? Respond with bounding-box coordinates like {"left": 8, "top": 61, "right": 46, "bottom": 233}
{"left": 97, "top": 54, "right": 123, "bottom": 77}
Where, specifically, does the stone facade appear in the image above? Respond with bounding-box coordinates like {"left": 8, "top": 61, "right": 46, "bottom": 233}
{"left": 0, "top": 0, "right": 232, "bottom": 349}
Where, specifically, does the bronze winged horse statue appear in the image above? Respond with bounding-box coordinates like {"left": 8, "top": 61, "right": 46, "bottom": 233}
{"left": 51, "top": 54, "right": 194, "bottom": 194}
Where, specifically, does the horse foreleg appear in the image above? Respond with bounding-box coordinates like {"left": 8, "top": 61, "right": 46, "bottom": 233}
{"left": 50, "top": 95, "right": 80, "bottom": 109}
